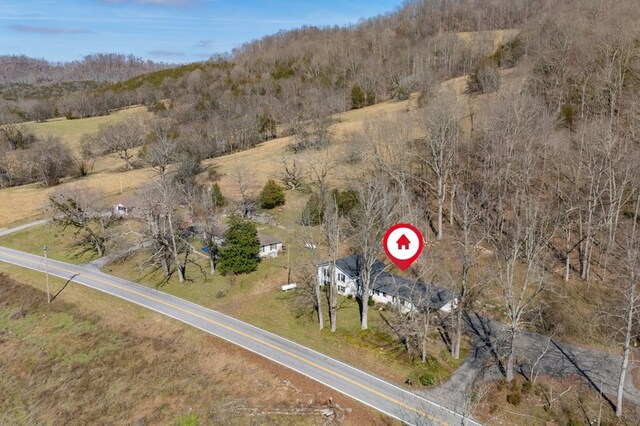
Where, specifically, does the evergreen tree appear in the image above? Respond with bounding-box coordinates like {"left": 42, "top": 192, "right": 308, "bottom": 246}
{"left": 218, "top": 217, "right": 260, "bottom": 275}
{"left": 351, "top": 83, "right": 366, "bottom": 109}
{"left": 259, "top": 179, "right": 285, "bottom": 209}
{"left": 211, "top": 182, "right": 226, "bottom": 207}
{"left": 301, "top": 192, "right": 323, "bottom": 226}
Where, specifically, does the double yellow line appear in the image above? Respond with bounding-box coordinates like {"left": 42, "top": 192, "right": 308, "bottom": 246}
{"left": 1, "top": 249, "right": 453, "bottom": 426}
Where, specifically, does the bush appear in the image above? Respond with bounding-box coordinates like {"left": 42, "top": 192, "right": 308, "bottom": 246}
{"left": 333, "top": 189, "right": 359, "bottom": 217}
{"left": 259, "top": 179, "right": 285, "bottom": 209}
{"left": 368, "top": 295, "right": 374, "bottom": 307}
{"left": 301, "top": 193, "right": 323, "bottom": 226}
{"left": 522, "top": 380, "right": 533, "bottom": 394}
{"left": 394, "top": 85, "right": 411, "bottom": 100}
{"left": 560, "top": 104, "right": 575, "bottom": 129}
{"left": 217, "top": 217, "right": 260, "bottom": 275}
{"left": 491, "top": 36, "right": 525, "bottom": 68}
{"left": 419, "top": 373, "right": 436, "bottom": 386}
{"left": 506, "top": 392, "right": 522, "bottom": 406}
{"left": 467, "top": 59, "right": 501, "bottom": 94}
{"left": 351, "top": 83, "right": 366, "bottom": 109}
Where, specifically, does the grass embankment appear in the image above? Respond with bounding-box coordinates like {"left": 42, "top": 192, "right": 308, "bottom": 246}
{"left": 0, "top": 272, "right": 385, "bottom": 425}
{"left": 0, "top": 224, "right": 97, "bottom": 264}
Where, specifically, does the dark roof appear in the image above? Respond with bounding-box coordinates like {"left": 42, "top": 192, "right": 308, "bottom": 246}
{"left": 325, "top": 255, "right": 453, "bottom": 310}
{"left": 329, "top": 255, "right": 386, "bottom": 280}
{"left": 373, "top": 272, "right": 453, "bottom": 310}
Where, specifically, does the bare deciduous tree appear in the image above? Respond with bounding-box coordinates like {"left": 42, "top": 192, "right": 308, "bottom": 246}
{"left": 323, "top": 194, "right": 340, "bottom": 333}
{"left": 140, "top": 177, "right": 190, "bottom": 283}
{"left": 87, "top": 120, "right": 146, "bottom": 170}
{"left": 279, "top": 156, "right": 306, "bottom": 190}
{"left": 49, "top": 185, "right": 118, "bottom": 257}
{"left": 353, "top": 175, "right": 400, "bottom": 330}
{"left": 416, "top": 91, "right": 461, "bottom": 241}
{"left": 230, "top": 165, "right": 258, "bottom": 218}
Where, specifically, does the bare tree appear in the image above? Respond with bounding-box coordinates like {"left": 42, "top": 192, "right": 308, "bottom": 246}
{"left": 353, "top": 175, "right": 400, "bottom": 330}
{"left": 88, "top": 120, "right": 146, "bottom": 170}
{"left": 31, "top": 136, "right": 74, "bottom": 187}
{"left": 140, "top": 177, "right": 190, "bottom": 282}
{"left": 416, "top": 91, "right": 461, "bottom": 241}
{"left": 279, "top": 156, "right": 306, "bottom": 190}
{"left": 323, "top": 194, "right": 340, "bottom": 332}
{"left": 614, "top": 188, "right": 640, "bottom": 417}
{"left": 298, "top": 227, "right": 324, "bottom": 330}
{"left": 230, "top": 165, "right": 258, "bottom": 218}
{"left": 141, "top": 119, "right": 178, "bottom": 177}
{"left": 492, "top": 188, "right": 554, "bottom": 382}
{"left": 185, "top": 184, "right": 222, "bottom": 274}
{"left": 49, "top": 185, "right": 118, "bottom": 257}
{"left": 450, "top": 187, "right": 485, "bottom": 359}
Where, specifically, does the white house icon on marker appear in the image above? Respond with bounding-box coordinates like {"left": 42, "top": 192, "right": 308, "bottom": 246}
{"left": 396, "top": 234, "right": 411, "bottom": 250}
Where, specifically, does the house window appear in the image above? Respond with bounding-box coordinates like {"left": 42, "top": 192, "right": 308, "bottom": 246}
{"left": 323, "top": 268, "right": 331, "bottom": 277}
{"left": 270, "top": 243, "right": 277, "bottom": 251}
{"left": 338, "top": 285, "right": 346, "bottom": 293}
{"left": 338, "top": 273, "right": 346, "bottom": 283}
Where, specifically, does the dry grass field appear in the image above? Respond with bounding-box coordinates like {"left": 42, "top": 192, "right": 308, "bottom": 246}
{"left": 0, "top": 272, "right": 385, "bottom": 425}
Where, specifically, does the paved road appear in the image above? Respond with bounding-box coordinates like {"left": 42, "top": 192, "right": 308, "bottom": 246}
{"left": 0, "top": 242, "right": 480, "bottom": 426}
{"left": 0, "top": 219, "right": 48, "bottom": 237}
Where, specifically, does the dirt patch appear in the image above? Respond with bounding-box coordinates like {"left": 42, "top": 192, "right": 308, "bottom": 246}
{"left": 0, "top": 273, "right": 389, "bottom": 425}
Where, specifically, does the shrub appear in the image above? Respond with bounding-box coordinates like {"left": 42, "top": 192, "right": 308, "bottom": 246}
{"left": 259, "top": 179, "right": 285, "bottom": 209}
{"left": 522, "top": 380, "right": 533, "bottom": 394}
{"left": 506, "top": 392, "right": 522, "bottom": 406}
{"left": 467, "top": 59, "right": 501, "bottom": 94}
{"left": 491, "top": 36, "right": 525, "bottom": 68}
{"left": 351, "top": 83, "right": 366, "bottom": 109}
{"left": 367, "top": 295, "right": 374, "bottom": 307}
{"left": 301, "top": 193, "right": 323, "bottom": 226}
{"left": 560, "top": 104, "right": 575, "bottom": 129}
{"left": 333, "top": 189, "right": 359, "bottom": 217}
{"left": 419, "top": 373, "right": 436, "bottom": 386}
{"left": 394, "top": 85, "right": 411, "bottom": 100}
{"left": 256, "top": 112, "right": 277, "bottom": 141}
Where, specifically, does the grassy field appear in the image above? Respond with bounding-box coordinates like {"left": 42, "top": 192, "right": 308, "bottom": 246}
{"left": 0, "top": 223, "right": 98, "bottom": 264}
{"left": 0, "top": 272, "right": 388, "bottom": 425}
{"left": 21, "top": 106, "right": 151, "bottom": 157}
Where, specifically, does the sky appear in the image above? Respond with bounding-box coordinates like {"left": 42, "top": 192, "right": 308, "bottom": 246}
{"left": 0, "top": 0, "right": 404, "bottom": 64}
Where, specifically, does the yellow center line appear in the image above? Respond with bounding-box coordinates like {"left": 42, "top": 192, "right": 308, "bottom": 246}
{"left": 1, "top": 250, "right": 451, "bottom": 426}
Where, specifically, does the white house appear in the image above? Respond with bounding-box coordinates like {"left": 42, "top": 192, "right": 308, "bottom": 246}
{"left": 318, "top": 255, "right": 455, "bottom": 314}
{"left": 317, "top": 255, "right": 366, "bottom": 296}
{"left": 258, "top": 234, "right": 283, "bottom": 258}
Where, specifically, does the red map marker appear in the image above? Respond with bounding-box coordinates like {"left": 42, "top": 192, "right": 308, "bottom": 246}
{"left": 383, "top": 223, "right": 424, "bottom": 271}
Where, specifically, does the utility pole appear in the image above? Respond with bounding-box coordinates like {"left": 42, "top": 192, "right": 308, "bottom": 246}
{"left": 286, "top": 241, "right": 291, "bottom": 284}
{"left": 44, "top": 246, "right": 50, "bottom": 303}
